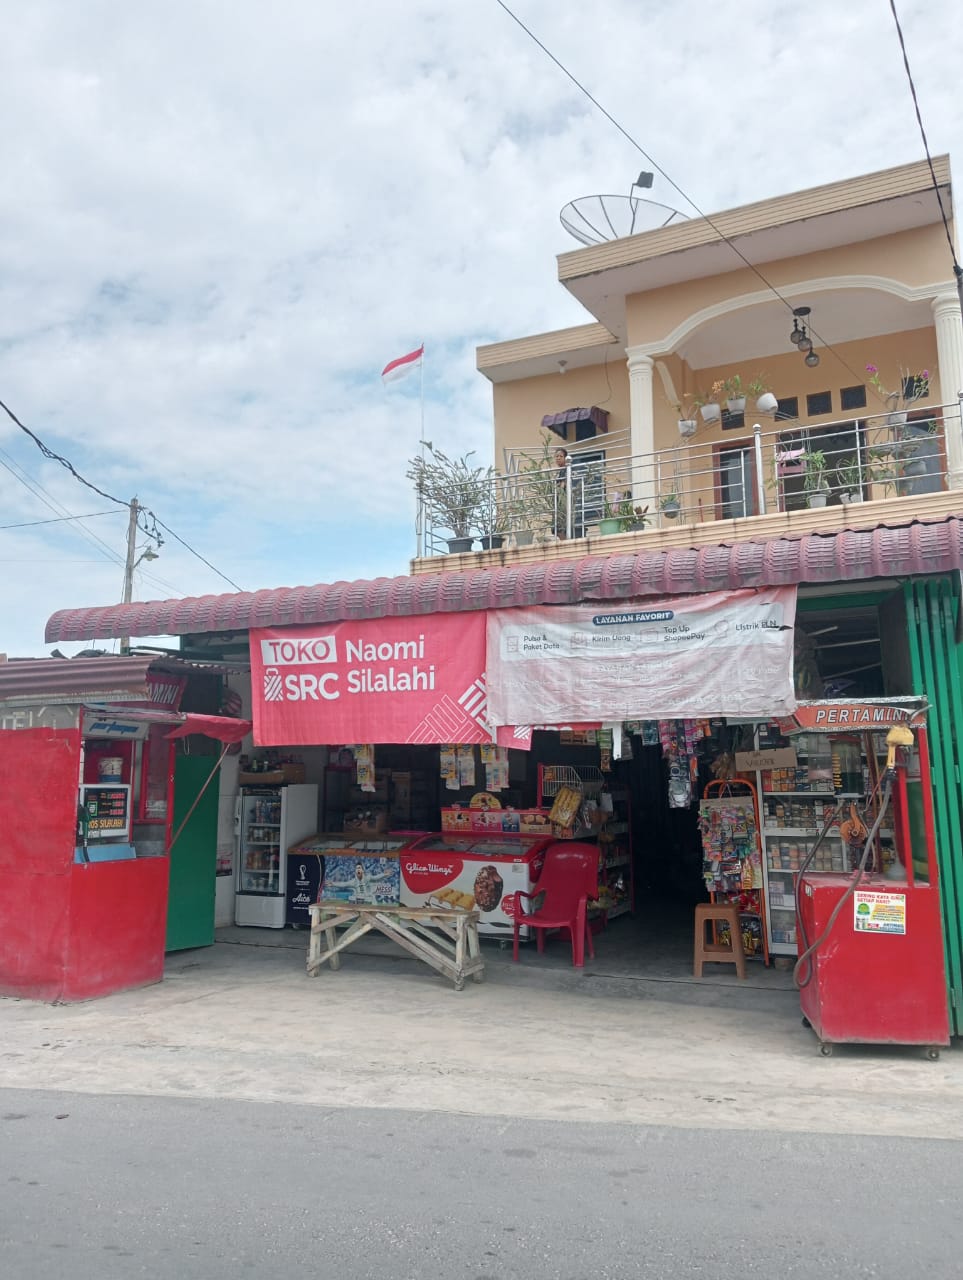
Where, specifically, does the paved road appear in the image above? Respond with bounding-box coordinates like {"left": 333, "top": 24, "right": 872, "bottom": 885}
{"left": 2, "top": 1090, "right": 961, "bottom": 1279}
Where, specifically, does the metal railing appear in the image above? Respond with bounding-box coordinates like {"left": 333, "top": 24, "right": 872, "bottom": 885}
{"left": 417, "top": 401, "right": 962, "bottom": 556}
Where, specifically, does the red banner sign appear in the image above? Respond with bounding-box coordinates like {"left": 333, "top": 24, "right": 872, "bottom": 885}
{"left": 250, "top": 614, "right": 489, "bottom": 746}
{"left": 781, "top": 700, "right": 926, "bottom": 733}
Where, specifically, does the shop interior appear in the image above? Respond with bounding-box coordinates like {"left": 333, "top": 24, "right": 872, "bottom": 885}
{"left": 207, "top": 585, "right": 918, "bottom": 983}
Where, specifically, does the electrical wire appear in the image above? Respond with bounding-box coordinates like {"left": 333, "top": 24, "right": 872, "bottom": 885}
{"left": 0, "top": 510, "right": 118, "bottom": 531}
{"left": 0, "top": 396, "right": 244, "bottom": 592}
{"left": 493, "top": 0, "right": 902, "bottom": 397}
{"left": 887, "top": 0, "right": 962, "bottom": 280}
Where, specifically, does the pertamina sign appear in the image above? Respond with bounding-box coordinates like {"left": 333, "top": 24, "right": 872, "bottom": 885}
{"left": 250, "top": 613, "right": 489, "bottom": 746}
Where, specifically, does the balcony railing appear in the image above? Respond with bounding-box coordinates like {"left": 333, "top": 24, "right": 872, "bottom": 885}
{"left": 417, "top": 401, "right": 962, "bottom": 557}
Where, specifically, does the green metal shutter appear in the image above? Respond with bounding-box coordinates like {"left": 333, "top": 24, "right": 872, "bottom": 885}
{"left": 904, "top": 576, "right": 963, "bottom": 1036}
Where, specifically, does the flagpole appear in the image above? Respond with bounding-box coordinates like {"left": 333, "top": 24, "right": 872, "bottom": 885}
{"left": 418, "top": 344, "right": 426, "bottom": 558}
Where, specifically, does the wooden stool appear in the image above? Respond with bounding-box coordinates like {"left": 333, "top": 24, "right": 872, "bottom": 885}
{"left": 693, "top": 902, "right": 747, "bottom": 979}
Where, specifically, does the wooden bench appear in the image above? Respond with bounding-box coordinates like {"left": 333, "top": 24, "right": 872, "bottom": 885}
{"left": 307, "top": 901, "right": 485, "bottom": 991}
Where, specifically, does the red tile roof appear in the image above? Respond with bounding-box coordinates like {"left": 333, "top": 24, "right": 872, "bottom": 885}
{"left": 44, "top": 517, "right": 963, "bottom": 644}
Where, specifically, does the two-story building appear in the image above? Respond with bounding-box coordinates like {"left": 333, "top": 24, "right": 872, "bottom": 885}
{"left": 40, "top": 157, "right": 963, "bottom": 1030}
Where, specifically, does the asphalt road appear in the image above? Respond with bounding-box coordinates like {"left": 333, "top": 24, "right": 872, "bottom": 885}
{"left": 2, "top": 1089, "right": 960, "bottom": 1279}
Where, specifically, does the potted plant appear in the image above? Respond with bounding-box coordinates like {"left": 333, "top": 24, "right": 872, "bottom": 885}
{"left": 802, "top": 450, "right": 830, "bottom": 507}
{"left": 722, "top": 375, "right": 746, "bottom": 413}
{"left": 621, "top": 503, "right": 650, "bottom": 532}
{"left": 659, "top": 492, "right": 681, "bottom": 519}
{"left": 749, "top": 375, "right": 778, "bottom": 415}
{"left": 694, "top": 381, "right": 724, "bottom": 423}
{"left": 835, "top": 456, "right": 863, "bottom": 504}
{"left": 406, "top": 445, "right": 491, "bottom": 553}
{"left": 600, "top": 486, "right": 631, "bottom": 534}
{"left": 672, "top": 393, "right": 699, "bottom": 438}
{"left": 865, "top": 363, "right": 931, "bottom": 427}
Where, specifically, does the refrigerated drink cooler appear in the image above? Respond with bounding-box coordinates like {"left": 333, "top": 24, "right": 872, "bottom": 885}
{"left": 235, "top": 784, "right": 318, "bottom": 928}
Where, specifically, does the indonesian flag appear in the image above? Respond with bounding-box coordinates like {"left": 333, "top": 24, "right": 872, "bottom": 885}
{"left": 381, "top": 345, "right": 424, "bottom": 384}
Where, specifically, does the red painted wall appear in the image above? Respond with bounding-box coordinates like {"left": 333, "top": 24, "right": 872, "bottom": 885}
{"left": 0, "top": 728, "right": 80, "bottom": 998}
{"left": 65, "top": 857, "right": 169, "bottom": 1000}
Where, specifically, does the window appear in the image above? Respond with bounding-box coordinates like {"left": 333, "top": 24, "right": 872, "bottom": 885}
{"left": 571, "top": 451, "right": 606, "bottom": 528}
{"left": 840, "top": 385, "right": 867, "bottom": 411}
{"left": 776, "top": 397, "right": 799, "bottom": 421}
{"left": 717, "top": 443, "right": 758, "bottom": 519}
{"left": 721, "top": 408, "right": 745, "bottom": 431}
{"left": 806, "top": 391, "right": 833, "bottom": 417}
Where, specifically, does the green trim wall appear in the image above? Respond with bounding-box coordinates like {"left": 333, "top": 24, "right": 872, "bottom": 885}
{"left": 904, "top": 576, "right": 963, "bottom": 1037}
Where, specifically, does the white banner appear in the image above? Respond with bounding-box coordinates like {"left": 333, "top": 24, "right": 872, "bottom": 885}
{"left": 486, "top": 587, "right": 797, "bottom": 726}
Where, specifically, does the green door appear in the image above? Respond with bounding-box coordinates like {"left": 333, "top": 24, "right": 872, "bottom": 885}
{"left": 166, "top": 754, "right": 221, "bottom": 952}
{"left": 904, "top": 576, "right": 963, "bottom": 1036}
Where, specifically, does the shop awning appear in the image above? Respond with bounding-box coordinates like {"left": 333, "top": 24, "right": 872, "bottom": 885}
{"left": 0, "top": 655, "right": 156, "bottom": 704}
{"left": 165, "top": 713, "right": 252, "bottom": 743}
{"left": 44, "top": 516, "right": 963, "bottom": 644}
{"left": 540, "top": 406, "right": 609, "bottom": 435}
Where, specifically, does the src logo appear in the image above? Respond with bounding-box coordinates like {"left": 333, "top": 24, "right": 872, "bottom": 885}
{"left": 263, "top": 668, "right": 284, "bottom": 701}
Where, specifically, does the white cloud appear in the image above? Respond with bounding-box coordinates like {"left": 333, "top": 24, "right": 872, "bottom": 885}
{"left": 0, "top": 0, "right": 960, "bottom": 653}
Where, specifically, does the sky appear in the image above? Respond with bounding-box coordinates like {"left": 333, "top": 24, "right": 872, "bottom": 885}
{"left": 1, "top": 0, "right": 961, "bottom": 657}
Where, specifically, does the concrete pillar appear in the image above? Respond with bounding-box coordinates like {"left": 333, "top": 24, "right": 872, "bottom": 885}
{"left": 932, "top": 292, "right": 963, "bottom": 488}
{"left": 625, "top": 346, "right": 656, "bottom": 511}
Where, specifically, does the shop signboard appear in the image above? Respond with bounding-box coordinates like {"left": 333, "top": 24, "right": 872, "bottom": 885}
{"left": 486, "top": 587, "right": 797, "bottom": 727}
{"left": 778, "top": 699, "right": 926, "bottom": 734}
{"left": 250, "top": 613, "right": 489, "bottom": 746}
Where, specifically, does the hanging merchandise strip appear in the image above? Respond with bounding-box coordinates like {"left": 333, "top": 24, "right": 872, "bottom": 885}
{"left": 698, "top": 797, "right": 762, "bottom": 896}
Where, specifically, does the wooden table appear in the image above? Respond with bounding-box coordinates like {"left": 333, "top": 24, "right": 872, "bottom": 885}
{"left": 307, "top": 901, "right": 485, "bottom": 991}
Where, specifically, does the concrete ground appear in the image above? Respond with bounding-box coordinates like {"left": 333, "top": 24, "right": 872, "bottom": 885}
{"left": 1, "top": 908, "right": 959, "bottom": 1142}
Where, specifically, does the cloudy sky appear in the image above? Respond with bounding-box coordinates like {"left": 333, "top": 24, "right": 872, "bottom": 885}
{"left": 1, "top": 0, "right": 960, "bottom": 655}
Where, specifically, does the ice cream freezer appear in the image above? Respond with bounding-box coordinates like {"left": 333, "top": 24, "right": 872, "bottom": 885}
{"left": 399, "top": 833, "right": 553, "bottom": 939}
{"left": 287, "top": 834, "right": 414, "bottom": 917}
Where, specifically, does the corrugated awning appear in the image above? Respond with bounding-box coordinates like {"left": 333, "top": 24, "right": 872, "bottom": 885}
{"left": 44, "top": 517, "right": 963, "bottom": 644}
{"left": 0, "top": 655, "right": 156, "bottom": 704}
{"left": 540, "top": 406, "right": 609, "bottom": 434}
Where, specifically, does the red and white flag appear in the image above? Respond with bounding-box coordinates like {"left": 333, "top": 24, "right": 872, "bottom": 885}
{"left": 381, "top": 345, "right": 424, "bottom": 385}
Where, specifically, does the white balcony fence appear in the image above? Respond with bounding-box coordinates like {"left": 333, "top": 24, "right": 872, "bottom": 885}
{"left": 416, "top": 401, "right": 962, "bottom": 557}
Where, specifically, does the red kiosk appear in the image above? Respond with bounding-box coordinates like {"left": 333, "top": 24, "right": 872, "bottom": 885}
{"left": 0, "top": 657, "right": 249, "bottom": 1002}
{"left": 786, "top": 699, "right": 950, "bottom": 1058}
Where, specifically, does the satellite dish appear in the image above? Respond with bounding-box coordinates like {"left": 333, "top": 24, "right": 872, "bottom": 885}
{"left": 560, "top": 193, "right": 689, "bottom": 247}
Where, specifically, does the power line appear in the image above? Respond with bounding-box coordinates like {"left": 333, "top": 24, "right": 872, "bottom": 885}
{"left": 492, "top": 0, "right": 897, "bottom": 397}
{"left": 887, "top": 0, "right": 963, "bottom": 295}
{"left": 0, "top": 447, "right": 183, "bottom": 596}
{"left": 0, "top": 510, "right": 118, "bottom": 531}
{"left": 153, "top": 517, "right": 244, "bottom": 592}
{"left": 0, "top": 395, "right": 245, "bottom": 592}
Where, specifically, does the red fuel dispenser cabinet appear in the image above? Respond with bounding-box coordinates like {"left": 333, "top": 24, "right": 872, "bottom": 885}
{"left": 788, "top": 702, "right": 949, "bottom": 1058}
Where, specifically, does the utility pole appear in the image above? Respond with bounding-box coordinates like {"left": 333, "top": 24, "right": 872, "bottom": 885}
{"left": 120, "top": 497, "right": 139, "bottom": 655}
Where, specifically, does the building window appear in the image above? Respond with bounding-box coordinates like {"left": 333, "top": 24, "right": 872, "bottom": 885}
{"left": 840, "top": 385, "right": 867, "bottom": 411}
{"left": 807, "top": 391, "right": 833, "bottom": 417}
{"left": 776, "top": 397, "right": 799, "bottom": 421}
{"left": 721, "top": 408, "right": 745, "bottom": 431}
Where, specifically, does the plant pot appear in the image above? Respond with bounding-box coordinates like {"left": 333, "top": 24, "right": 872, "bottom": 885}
{"left": 598, "top": 518, "right": 622, "bottom": 535}
{"left": 755, "top": 392, "right": 778, "bottom": 415}
{"left": 446, "top": 536, "right": 475, "bottom": 554}
{"left": 622, "top": 519, "right": 648, "bottom": 532}
{"left": 660, "top": 502, "right": 681, "bottom": 519}
{"left": 699, "top": 402, "right": 722, "bottom": 423}
{"left": 887, "top": 410, "right": 908, "bottom": 427}
{"left": 903, "top": 459, "right": 927, "bottom": 478}
{"left": 678, "top": 418, "right": 698, "bottom": 438}
{"left": 839, "top": 492, "right": 863, "bottom": 505}
{"left": 806, "top": 491, "right": 829, "bottom": 509}
{"left": 726, "top": 396, "right": 747, "bottom": 413}
{"left": 512, "top": 529, "right": 535, "bottom": 546}
{"left": 478, "top": 534, "right": 504, "bottom": 551}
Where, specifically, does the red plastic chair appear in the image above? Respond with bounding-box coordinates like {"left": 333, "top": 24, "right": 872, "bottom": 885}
{"left": 512, "top": 842, "right": 600, "bottom": 968}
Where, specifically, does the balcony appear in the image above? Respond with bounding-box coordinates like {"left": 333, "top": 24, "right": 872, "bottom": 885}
{"left": 410, "top": 400, "right": 963, "bottom": 574}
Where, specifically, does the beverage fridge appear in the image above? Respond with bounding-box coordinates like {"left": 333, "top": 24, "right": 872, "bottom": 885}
{"left": 235, "top": 783, "right": 318, "bottom": 927}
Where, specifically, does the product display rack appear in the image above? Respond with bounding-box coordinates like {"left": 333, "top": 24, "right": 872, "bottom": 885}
{"left": 699, "top": 779, "right": 768, "bottom": 966}
{"left": 755, "top": 731, "right": 895, "bottom": 955}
